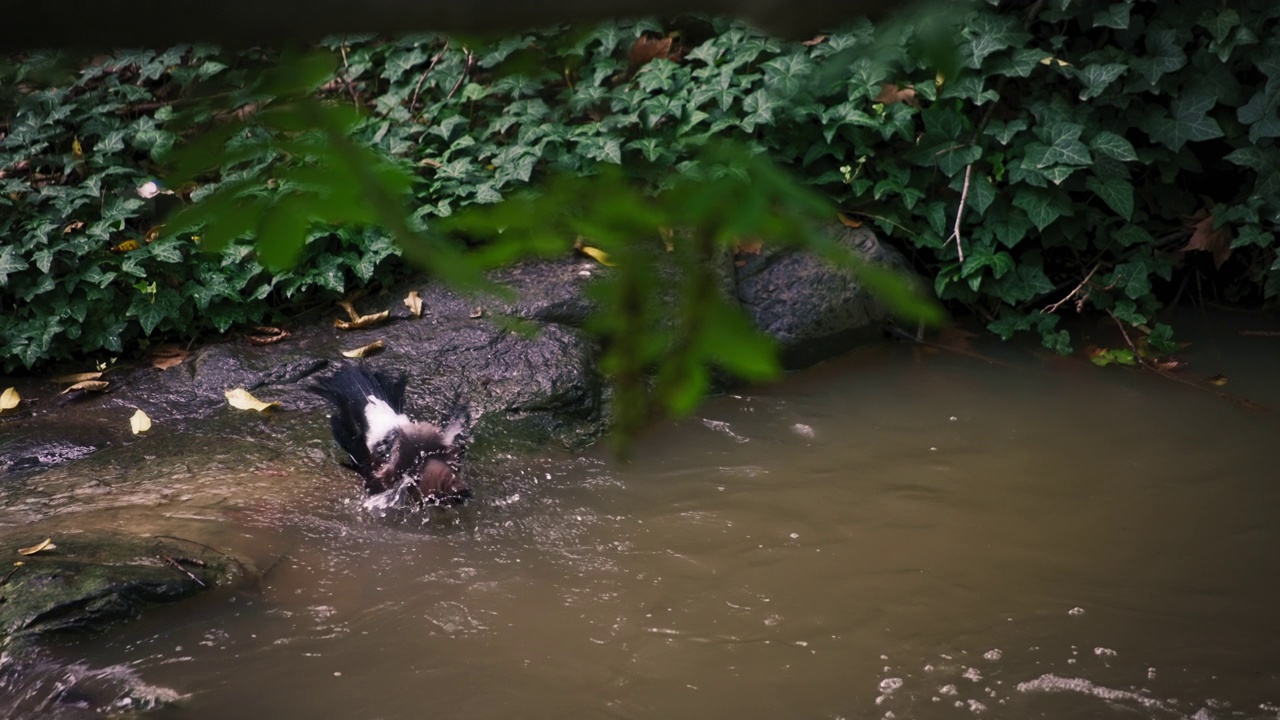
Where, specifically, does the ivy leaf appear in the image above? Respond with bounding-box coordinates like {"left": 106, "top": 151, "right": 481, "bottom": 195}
{"left": 1089, "top": 131, "right": 1138, "bottom": 161}
{"left": 762, "top": 53, "right": 814, "bottom": 99}
{"left": 128, "top": 286, "right": 182, "bottom": 335}
{"left": 1013, "top": 187, "right": 1072, "bottom": 231}
{"left": 1093, "top": 3, "right": 1131, "bottom": 29}
{"left": 0, "top": 246, "right": 28, "bottom": 286}
{"left": 1085, "top": 175, "right": 1134, "bottom": 220}
{"left": 994, "top": 263, "right": 1054, "bottom": 303}
{"left": 1075, "top": 63, "right": 1127, "bottom": 100}
{"left": 1132, "top": 27, "right": 1187, "bottom": 87}
{"left": 740, "top": 90, "right": 777, "bottom": 131}
{"left": 961, "top": 14, "right": 1028, "bottom": 70}
{"left": 1142, "top": 91, "right": 1224, "bottom": 150}
{"left": 1238, "top": 89, "right": 1280, "bottom": 142}
{"left": 1110, "top": 260, "right": 1153, "bottom": 300}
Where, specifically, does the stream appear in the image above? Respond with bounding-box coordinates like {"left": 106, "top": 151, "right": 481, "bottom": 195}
{"left": 3, "top": 312, "right": 1279, "bottom": 719}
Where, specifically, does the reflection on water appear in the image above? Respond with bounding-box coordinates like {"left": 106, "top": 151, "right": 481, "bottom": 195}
{"left": 4, "top": 314, "right": 1280, "bottom": 719}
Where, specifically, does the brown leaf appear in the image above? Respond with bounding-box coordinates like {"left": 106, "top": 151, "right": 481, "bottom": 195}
{"left": 837, "top": 211, "right": 863, "bottom": 228}
{"left": 469, "top": 307, "right": 485, "bottom": 319}
{"left": 1206, "top": 372, "right": 1228, "bottom": 387}
{"left": 336, "top": 299, "right": 361, "bottom": 322}
{"left": 734, "top": 238, "right": 764, "bottom": 255}
{"left": 247, "top": 326, "right": 290, "bottom": 345}
{"left": 18, "top": 538, "right": 56, "bottom": 556}
{"left": 628, "top": 34, "right": 673, "bottom": 67}
{"left": 802, "top": 35, "right": 827, "bottom": 47}
{"left": 150, "top": 344, "right": 189, "bottom": 370}
{"left": 403, "top": 291, "right": 423, "bottom": 318}
{"left": 334, "top": 310, "right": 389, "bottom": 330}
{"left": 62, "top": 221, "right": 85, "bottom": 234}
{"left": 60, "top": 380, "right": 109, "bottom": 394}
{"left": 874, "top": 83, "right": 918, "bottom": 106}
{"left": 1182, "top": 212, "right": 1232, "bottom": 269}
{"left": 51, "top": 371, "right": 103, "bottom": 384}
{"left": 342, "top": 340, "right": 386, "bottom": 358}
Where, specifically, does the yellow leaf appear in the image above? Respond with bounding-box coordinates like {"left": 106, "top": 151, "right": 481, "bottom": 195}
{"left": 72, "top": 137, "right": 83, "bottom": 158}
{"left": 130, "top": 409, "right": 152, "bottom": 434}
{"left": 0, "top": 387, "right": 19, "bottom": 411}
{"left": 225, "top": 388, "right": 280, "bottom": 412}
{"left": 1039, "top": 56, "right": 1072, "bottom": 67}
{"left": 112, "top": 239, "right": 141, "bottom": 253}
{"left": 403, "top": 291, "right": 423, "bottom": 318}
{"left": 333, "top": 310, "right": 389, "bottom": 330}
{"left": 935, "top": 71, "right": 946, "bottom": 88}
{"left": 1207, "top": 372, "right": 1228, "bottom": 387}
{"left": 18, "top": 538, "right": 56, "bottom": 556}
{"left": 60, "top": 380, "right": 109, "bottom": 394}
{"left": 579, "top": 246, "right": 615, "bottom": 267}
{"left": 342, "top": 340, "right": 386, "bottom": 358}
{"left": 52, "top": 371, "right": 103, "bottom": 384}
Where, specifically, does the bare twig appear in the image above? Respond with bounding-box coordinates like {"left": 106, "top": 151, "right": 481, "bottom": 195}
{"left": 339, "top": 44, "right": 362, "bottom": 109}
{"left": 157, "top": 553, "right": 207, "bottom": 588}
{"left": 946, "top": 164, "right": 973, "bottom": 262}
{"left": 410, "top": 40, "right": 450, "bottom": 112}
{"left": 1044, "top": 261, "right": 1101, "bottom": 314}
{"left": 446, "top": 50, "right": 474, "bottom": 101}
{"left": 0, "top": 564, "right": 22, "bottom": 586}
{"left": 842, "top": 210, "right": 916, "bottom": 236}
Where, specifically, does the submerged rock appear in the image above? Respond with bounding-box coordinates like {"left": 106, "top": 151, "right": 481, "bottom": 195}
{"left": 0, "top": 531, "right": 246, "bottom": 649}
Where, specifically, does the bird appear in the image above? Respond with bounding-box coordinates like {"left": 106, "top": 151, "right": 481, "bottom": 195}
{"left": 311, "top": 364, "right": 471, "bottom": 507}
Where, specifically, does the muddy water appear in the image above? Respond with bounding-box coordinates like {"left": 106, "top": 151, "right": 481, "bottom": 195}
{"left": 6, "top": 315, "right": 1280, "bottom": 719}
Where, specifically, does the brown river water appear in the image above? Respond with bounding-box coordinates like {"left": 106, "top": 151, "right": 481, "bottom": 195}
{"left": 3, "top": 312, "right": 1279, "bottom": 719}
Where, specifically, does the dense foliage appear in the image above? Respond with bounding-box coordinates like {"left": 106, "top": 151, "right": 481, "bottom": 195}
{"left": 2, "top": 0, "right": 1278, "bottom": 377}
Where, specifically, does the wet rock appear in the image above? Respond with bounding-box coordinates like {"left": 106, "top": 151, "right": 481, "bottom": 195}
{"left": 0, "top": 227, "right": 913, "bottom": 471}
{"left": 0, "top": 531, "right": 245, "bottom": 649}
{"left": 735, "top": 223, "right": 915, "bottom": 368}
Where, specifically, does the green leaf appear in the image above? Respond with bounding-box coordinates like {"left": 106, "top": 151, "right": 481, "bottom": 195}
{"left": 0, "top": 246, "right": 28, "bottom": 285}
{"left": 994, "top": 263, "right": 1054, "bottom": 303}
{"left": 1086, "top": 175, "right": 1134, "bottom": 220}
{"left": 1089, "top": 131, "right": 1138, "bottom": 161}
{"left": 1142, "top": 91, "right": 1224, "bottom": 150}
{"left": 1093, "top": 3, "right": 1131, "bottom": 29}
{"left": 1075, "top": 63, "right": 1128, "bottom": 100}
{"left": 1132, "top": 27, "right": 1186, "bottom": 86}
{"left": 1110, "top": 260, "right": 1152, "bottom": 300}
{"left": 1013, "top": 188, "right": 1072, "bottom": 231}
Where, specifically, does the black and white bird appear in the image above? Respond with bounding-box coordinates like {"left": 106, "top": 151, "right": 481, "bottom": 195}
{"left": 311, "top": 365, "right": 470, "bottom": 506}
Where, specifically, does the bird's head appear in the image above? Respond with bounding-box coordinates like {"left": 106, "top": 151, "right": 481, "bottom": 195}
{"left": 418, "top": 458, "right": 471, "bottom": 506}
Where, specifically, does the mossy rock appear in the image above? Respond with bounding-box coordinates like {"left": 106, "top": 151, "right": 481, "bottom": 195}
{"left": 0, "top": 531, "right": 246, "bottom": 649}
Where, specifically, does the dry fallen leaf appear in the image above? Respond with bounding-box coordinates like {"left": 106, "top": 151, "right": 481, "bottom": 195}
{"left": 342, "top": 340, "right": 386, "bottom": 358}
{"left": 403, "top": 291, "right": 423, "bottom": 318}
{"left": 1183, "top": 211, "right": 1232, "bottom": 269}
{"left": 333, "top": 310, "right": 390, "bottom": 330}
{"left": 337, "top": 299, "right": 361, "bottom": 322}
{"left": 469, "top": 307, "right": 485, "bottom": 319}
{"left": 874, "top": 83, "right": 918, "bottom": 106}
{"left": 579, "top": 245, "right": 615, "bottom": 267}
{"left": 1206, "top": 372, "right": 1228, "bottom": 387}
{"left": 0, "top": 387, "right": 20, "bottom": 411}
{"left": 52, "top": 371, "right": 103, "bottom": 384}
{"left": 628, "top": 34, "right": 673, "bottom": 67}
{"left": 151, "top": 344, "right": 190, "bottom": 370}
{"left": 130, "top": 409, "right": 152, "bottom": 434}
{"left": 225, "top": 388, "right": 280, "bottom": 412}
{"left": 60, "top": 380, "right": 109, "bottom": 395}
{"left": 1039, "top": 56, "right": 1072, "bottom": 67}
{"left": 837, "top": 211, "right": 863, "bottom": 228}
{"left": 246, "top": 326, "right": 289, "bottom": 345}
{"left": 18, "top": 538, "right": 56, "bottom": 556}
{"left": 802, "top": 35, "right": 827, "bottom": 47}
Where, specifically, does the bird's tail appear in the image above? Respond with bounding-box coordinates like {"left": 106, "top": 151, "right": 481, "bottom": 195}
{"left": 310, "top": 365, "right": 408, "bottom": 471}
